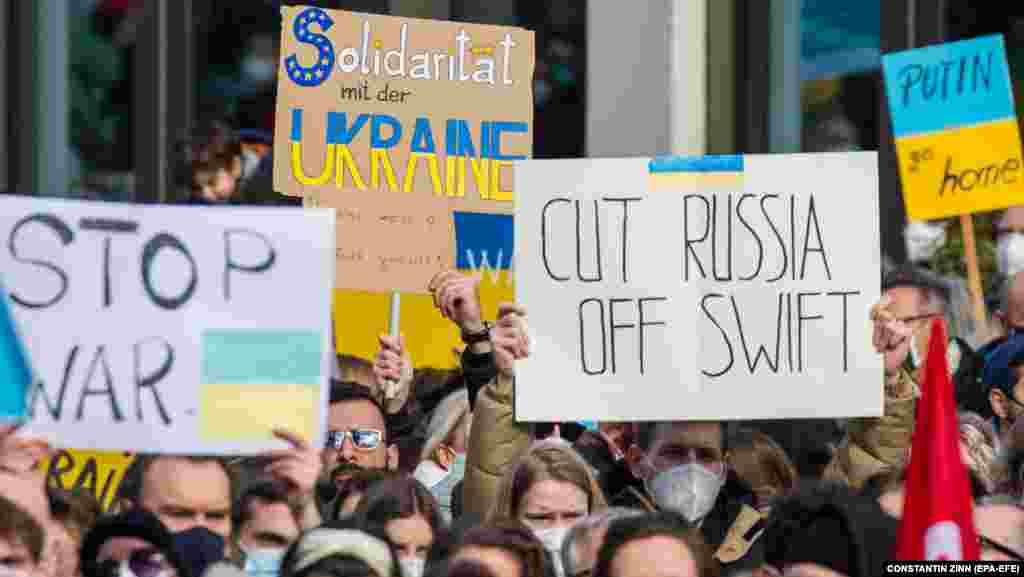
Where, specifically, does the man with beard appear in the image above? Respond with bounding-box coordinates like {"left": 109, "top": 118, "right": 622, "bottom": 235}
{"left": 316, "top": 381, "right": 399, "bottom": 518}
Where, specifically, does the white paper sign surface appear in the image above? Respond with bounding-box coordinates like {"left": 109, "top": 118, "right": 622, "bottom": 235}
{"left": 514, "top": 153, "right": 882, "bottom": 421}
{"left": 0, "top": 196, "right": 336, "bottom": 454}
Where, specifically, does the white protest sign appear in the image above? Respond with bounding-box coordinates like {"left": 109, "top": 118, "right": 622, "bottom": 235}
{"left": 0, "top": 196, "right": 336, "bottom": 454}
{"left": 515, "top": 153, "right": 882, "bottom": 422}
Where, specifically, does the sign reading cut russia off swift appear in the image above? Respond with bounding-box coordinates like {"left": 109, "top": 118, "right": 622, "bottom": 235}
{"left": 273, "top": 6, "right": 535, "bottom": 293}
{"left": 883, "top": 35, "right": 1024, "bottom": 221}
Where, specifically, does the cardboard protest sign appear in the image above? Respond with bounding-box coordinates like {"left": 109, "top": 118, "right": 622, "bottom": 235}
{"left": 883, "top": 35, "right": 1024, "bottom": 221}
{"left": 44, "top": 449, "right": 134, "bottom": 510}
{"left": 0, "top": 196, "right": 336, "bottom": 454}
{"left": 515, "top": 154, "right": 882, "bottom": 422}
{"left": 315, "top": 191, "right": 454, "bottom": 294}
{"left": 274, "top": 6, "right": 534, "bottom": 292}
{"left": 0, "top": 280, "right": 32, "bottom": 423}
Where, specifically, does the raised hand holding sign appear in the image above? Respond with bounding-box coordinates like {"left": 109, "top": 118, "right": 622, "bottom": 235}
{"left": 492, "top": 303, "right": 529, "bottom": 377}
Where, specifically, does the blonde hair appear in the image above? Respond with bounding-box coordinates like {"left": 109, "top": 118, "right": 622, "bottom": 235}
{"left": 420, "top": 389, "right": 471, "bottom": 462}
{"left": 490, "top": 439, "right": 607, "bottom": 522}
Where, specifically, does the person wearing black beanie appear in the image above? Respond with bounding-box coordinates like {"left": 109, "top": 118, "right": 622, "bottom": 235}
{"left": 81, "top": 510, "right": 191, "bottom": 577}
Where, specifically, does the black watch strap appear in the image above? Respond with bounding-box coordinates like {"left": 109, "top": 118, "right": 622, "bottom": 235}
{"left": 461, "top": 321, "right": 492, "bottom": 345}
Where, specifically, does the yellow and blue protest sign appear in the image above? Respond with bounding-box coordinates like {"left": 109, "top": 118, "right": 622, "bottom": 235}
{"left": 273, "top": 7, "right": 534, "bottom": 297}
{"left": 271, "top": 7, "right": 530, "bottom": 367}
{"left": 0, "top": 280, "right": 32, "bottom": 423}
{"left": 883, "top": 35, "right": 1024, "bottom": 221}
{"left": 334, "top": 210, "right": 514, "bottom": 369}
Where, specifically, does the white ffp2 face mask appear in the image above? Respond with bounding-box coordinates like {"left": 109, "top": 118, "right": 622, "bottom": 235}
{"left": 998, "top": 232, "right": 1024, "bottom": 277}
{"left": 646, "top": 463, "right": 725, "bottom": 523}
{"left": 905, "top": 221, "right": 946, "bottom": 264}
{"left": 532, "top": 526, "right": 570, "bottom": 577}
{"left": 399, "top": 558, "right": 426, "bottom": 577}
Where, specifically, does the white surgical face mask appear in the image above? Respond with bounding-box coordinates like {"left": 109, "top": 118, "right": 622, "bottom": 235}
{"left": 646, "top": 463, "right": 725, "bottom": 523}
{"left": 533, "top": 526, "right": 570, "bottom": 577}
{"left": 243, "top": 547, "right": 286, "bottom": 577}
{"left": 905, "top": 221, "right": 946, "bottom": 264}
{"left": 399, "top": 558, "right": 426, "bottom": 577}
{"left": 998, "top": 232, "right": 1024, "bottom": 277}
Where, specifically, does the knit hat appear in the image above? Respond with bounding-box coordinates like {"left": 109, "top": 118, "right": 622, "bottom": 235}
{"left": 80, "top": 510, "right": 191, "bottom": 577}
{"left": 289, "top": 528, "right": 394, "bottom": 577}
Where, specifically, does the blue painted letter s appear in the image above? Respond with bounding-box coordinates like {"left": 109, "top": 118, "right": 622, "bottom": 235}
{"left": 285, "top": 7, "right": 335, "bottom": 87}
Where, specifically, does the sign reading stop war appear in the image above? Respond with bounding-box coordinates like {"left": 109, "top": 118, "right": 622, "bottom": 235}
{"left": 515, "top": 154, "right": 882, "bottom": 422}
{"left": 883, "top": 35, "right": 1024, "bottom": 221}
{"left": 0, "top": 196, "right": 336, "bottom": 455}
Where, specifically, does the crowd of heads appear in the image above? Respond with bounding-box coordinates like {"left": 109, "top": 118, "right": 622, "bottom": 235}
{"left": 7, "top": 228, "right": 1024, "bottom": 577}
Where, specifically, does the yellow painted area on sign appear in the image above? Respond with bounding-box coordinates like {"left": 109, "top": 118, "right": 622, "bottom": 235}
{"left": 199, "top": 383, "right": 318, "bottom": 442}
{"left": 896, "top": 118, "right": 1024, "bottom": 221}
{"left": 333, "top": 271, "right": 515, "bottom": 368}
{"left": 43, "top": 449, "right": 135, "bottom": 510}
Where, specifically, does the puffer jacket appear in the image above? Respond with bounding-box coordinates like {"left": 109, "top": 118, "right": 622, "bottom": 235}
{"left": 839, "top": 368, "right": 917, "bottom": 488}
{"left": 461, "top": 367, "right": 530, "bottom": 519}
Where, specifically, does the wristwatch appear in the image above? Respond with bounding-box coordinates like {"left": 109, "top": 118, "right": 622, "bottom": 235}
{"left": 461, "top": 321, "right": 492, "bottom": 345}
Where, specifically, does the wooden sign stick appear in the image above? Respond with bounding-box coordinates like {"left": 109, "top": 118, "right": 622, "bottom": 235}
{"left": 960, "top": 214, "right": 989, "bottom": 333}
{"left": 382, "top": 291, "right": 402, "bottom": 398}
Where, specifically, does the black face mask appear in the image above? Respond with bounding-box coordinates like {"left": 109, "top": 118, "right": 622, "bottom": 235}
{"left": 171, "top": 527, "right": 225, "bottom": 577}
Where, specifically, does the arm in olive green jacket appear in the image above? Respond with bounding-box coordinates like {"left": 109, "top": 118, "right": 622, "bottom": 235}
{"left": 841, "top": 369, "right": 917, "bottom": 488}
{"left": 462, "top": 372, "right": 531, "bottom": 519}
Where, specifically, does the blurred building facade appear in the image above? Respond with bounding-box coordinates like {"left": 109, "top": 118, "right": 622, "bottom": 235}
{"left": 3, "top": 0, "right": 1024, "bottom": 261}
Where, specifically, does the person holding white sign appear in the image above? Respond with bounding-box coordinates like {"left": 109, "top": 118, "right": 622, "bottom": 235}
{"left": 838, "top": 268, "right": 946, "bottom": 489}
{"left": 428, "top": 271, "right": 530, "bottom": 521}
{"left": 117, "top": 427, "right": 322, "bottom": 562}
{"left": 0, "top": 425, "right": 77, "bottom": 577}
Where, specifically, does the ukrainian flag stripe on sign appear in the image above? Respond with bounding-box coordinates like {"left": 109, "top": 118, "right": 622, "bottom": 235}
{"left": 648, "top": 155, "right": 745, "bottom": 192}
{"left": 199, "top": 329, "right": 321, "bottom": 442}
{"left": 454, "top": 212, "right": 514, "bottom": 270}
{"left": 333, "top": 211, "right": 515, "bottom": 369}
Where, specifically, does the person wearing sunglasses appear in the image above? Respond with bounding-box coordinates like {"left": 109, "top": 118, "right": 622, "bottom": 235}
{"left": 319, "top": 382, "right": 399, "bottom": 518}
{"left": 81, "top": 510, "right": 189, "bottom": 577}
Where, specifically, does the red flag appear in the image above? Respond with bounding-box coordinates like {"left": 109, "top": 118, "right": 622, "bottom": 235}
{"left": 895, "top": 318, "right": 979, "bottom": 560}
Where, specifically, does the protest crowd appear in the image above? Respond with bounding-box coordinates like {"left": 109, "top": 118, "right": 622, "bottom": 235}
{"left": 4, "top": 5, "right": 1024, "bottom": 577}
{"left": 5, "top": 221, "right": 1024, "bottom": 577}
